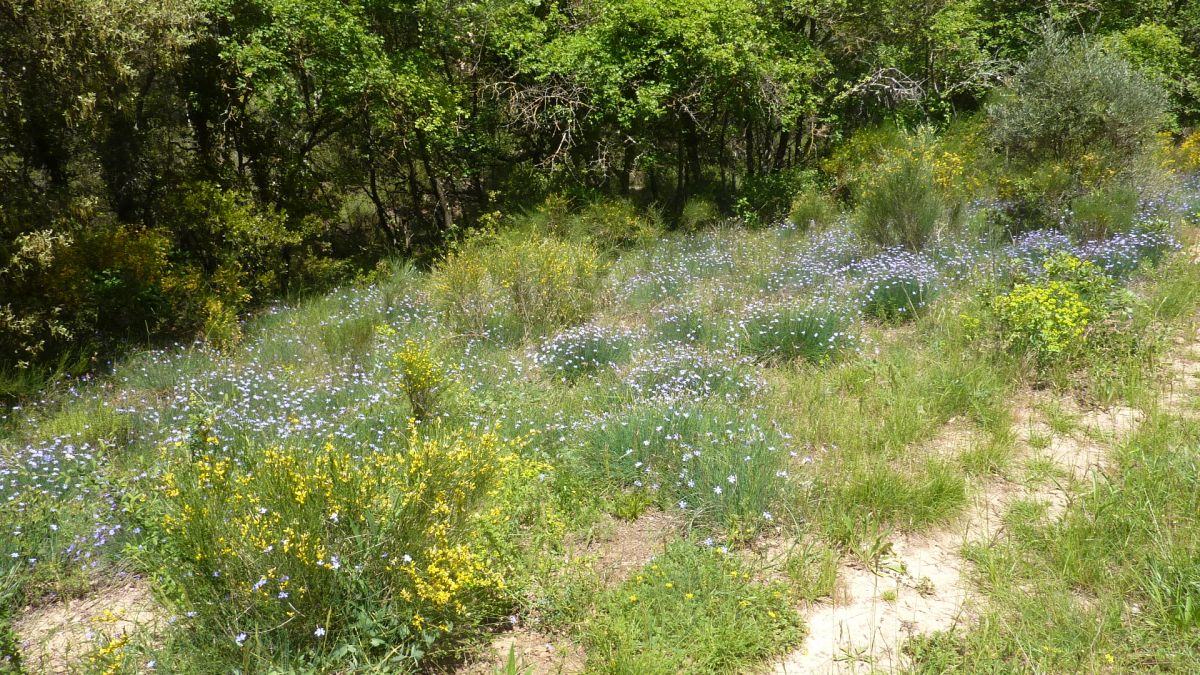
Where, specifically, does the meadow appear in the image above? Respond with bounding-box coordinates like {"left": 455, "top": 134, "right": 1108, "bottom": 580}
{"left": 3, "top": 156, "right": 1200, "bottom": 673}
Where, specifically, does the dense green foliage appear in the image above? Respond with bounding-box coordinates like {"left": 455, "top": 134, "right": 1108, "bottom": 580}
{"left": 3, "top": 0, "right": 1200, "bottom": 377}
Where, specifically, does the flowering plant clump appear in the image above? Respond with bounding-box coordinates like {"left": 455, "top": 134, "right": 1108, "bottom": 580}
{"left": 155, "top": 423, "right": 539, "bottom": 664}
{"left": 993, "top": 279, "right": 1091, "bottom": 360}
{"left": 577, "top": 405, "right": 792, "bottom": 536}
{"left": 533, "top": 324, "right": 636, "bottom": 381}
{"left": 392, "top": 337, "right": 446, "bottom": 420}
{"left": 1078, "top": 228, "right": 1179, "bottom": 278}
{"left": 851, "top": 250, "right": 941, "bottom": 321}
{"left": 762, "top": 226, "right": 862, "bottom": 293}
{"left": 650, "top": 303, "right": 715, "bottom": 345}
{"left": 992, "top": 253, "right": 1122, "bottom": 363}
{"left": 623, "top": 346, "right": 760, "bottom": 403}
{"left": 735, "top": 299, "right": 859, "bottom": 363}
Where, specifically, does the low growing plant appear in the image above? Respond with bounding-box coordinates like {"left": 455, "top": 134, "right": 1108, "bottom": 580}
{"left": 736, "top": 300, "right": 859, "bottom": 363}
{"left": 152, "top": 423, "right": 543, "bottom": 667}
{"left": 534, "top": 324, "right": 636, "bottom": 381}
{"left": 583, "top": 542, "right": 802, "bottom": 673}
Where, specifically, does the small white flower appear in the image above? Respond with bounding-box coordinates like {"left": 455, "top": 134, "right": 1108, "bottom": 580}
{"left": 235, "top": 632, "right": 248, "bottom": 646}
{"left": 314, "top": 626, "right": 326, "bottom": 637}
{"left": 726, "top": 474, "right": 737, "bottom": 484}
{"left": 713, "top": 485, "right": 723, "bottom": 495}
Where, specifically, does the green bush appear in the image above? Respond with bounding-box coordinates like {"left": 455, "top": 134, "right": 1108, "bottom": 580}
{"left": 789, "top": 188, "right": 839, "bottom": 232}
{"left": 988, "top": 29, "right": 1168, "bottom": 169}
{"left": 855, "top": 152, "right": 944, "bottom": 251}
{"left": 1069, "top": 185, "right": 1139, "bottom": 240}
{"left": 679, "top": 197, "right": 720, "bottom": 231}
{"left": 987, "top": 28, "right": 1170, "bottom": 224}
{"left": 429, "top": 230, "right": 606, "bottom": 340}
{"left": 0, "top": 182, "right": 348, "bottom": 371}
{"left": 736, "top": 169, "right": 813, "bottom": 227}
{"left": 563, "top": 198, "right": 662, "bottom": 250}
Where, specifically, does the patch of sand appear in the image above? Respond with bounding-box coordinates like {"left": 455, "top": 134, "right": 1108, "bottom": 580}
{"left": 458, "top": 627, "right": 585, "bottom": 674}
{"left": 568, "top": 510, "right": 679, "bottom": 587}
{"left": 15, "top": 580, "right": 160, "bottom": 674}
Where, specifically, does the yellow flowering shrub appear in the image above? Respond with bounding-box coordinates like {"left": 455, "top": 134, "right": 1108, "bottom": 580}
{"left": 156, "top": 423, "right": 548, "bottom": 663}
{"left": 991, "top": 253, "right": 1118, "bottom": 363}
{"left": 993, "top": 280, "right": 1090, "bottom": 359}
{"left": 392, "top": 338, "right": 445, "bottom": 420}
{"left": 1157, "top": 130, "right": 1200, "bottom": 173}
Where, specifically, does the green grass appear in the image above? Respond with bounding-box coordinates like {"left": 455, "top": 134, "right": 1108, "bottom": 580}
{"left": 582, "top": 542, "right": 803, "bottom": 674}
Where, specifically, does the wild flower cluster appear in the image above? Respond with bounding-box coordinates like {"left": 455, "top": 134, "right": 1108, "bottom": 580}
{"left": 533, "top": 324, "right": 637, "bottom": 381}
{"left": 992, "top": 253, "right": 1123, "bottom": 363}
{"left": 613, "top": 237, "right": 737, "bottom": 306}
{"left": 156, "top": 423, "right": 539, "bottom": 662}
{"left": 623, "top": 346, "right": 761, "bottom": 403}
{"left": 735, "top": 299, "right": 859, "bottom": 363}
{"left": 650, "top": 303, "right": 716, "bottom": 345}
{"left": 762, "top": 228, "right": 862, "bottom": 293}
{"left": 993, "top": 279, "right": 1091, "bottom": 360}
{"left": 391, "top": 336, "right": 445, "bottom": 420}
{"left": 578, "top": 406, "right": 797, "bottom": 536}
{"left": 850, "top": 249, "right": 942, "bottom": 321}
{"left": 0, "top": 435, "right": 134, "bottom": 569}
{"left": 1077, "top": 229, "right": 1179, "bottom": 278}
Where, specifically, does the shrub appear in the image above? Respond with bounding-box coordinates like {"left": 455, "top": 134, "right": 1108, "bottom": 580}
{"left": 534, "top": 324, "right": 636, "bottom": 381}
{"left": 854, "top": 151, "right": 944, "bottom": 251}
{"left": 492, "top": 233, "right": 605, "bottom": 334}
{"left": 563, "top": 198, "right": 661, "bottom": 250}
{"left": 991, "top": 253, "right": 1124, "bottom": 363}
{"left": 987, "top": 28, "right": 1169, "bottom": 225}
{"left": 427, "top": 236, "right": 514, "bottom": 339}
{"left": 679, "top": 197, "right": 720, "bottom": 231}
{"left": 429, "top": 231, "right": 605, "bottom": 340}
{"left": 584, "top": 542, "right": 802, "bottom": 673}
{"left": 1069, "top": 185, "right": 1139, "bottom": 240}
{"left": 154, "top": 423, "right": 539, "bottom": 666}
{"left": 736, "top": 300, "right": 859, "bottom": 363}
{"left": 736, "top": 169, "right": 813, "bottom": 227}
{"left": 987, "top": 28, "right": 1168, "bottom": 171}
{"left": 993, "top": 280, "right": 1091, "bottom": 362}
{"left": 789, "top": 188, "right": 839, "bottom": 232}
{"left": 392, "top": 338, "right": 447, "bottom": 420}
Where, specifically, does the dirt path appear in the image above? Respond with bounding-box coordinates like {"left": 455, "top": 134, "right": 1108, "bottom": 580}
{"left": 773, "top": 391, "right": 1154, "bottom": 673}
{"left": 14, "top": 579, "right": 160, "bottom": 674}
